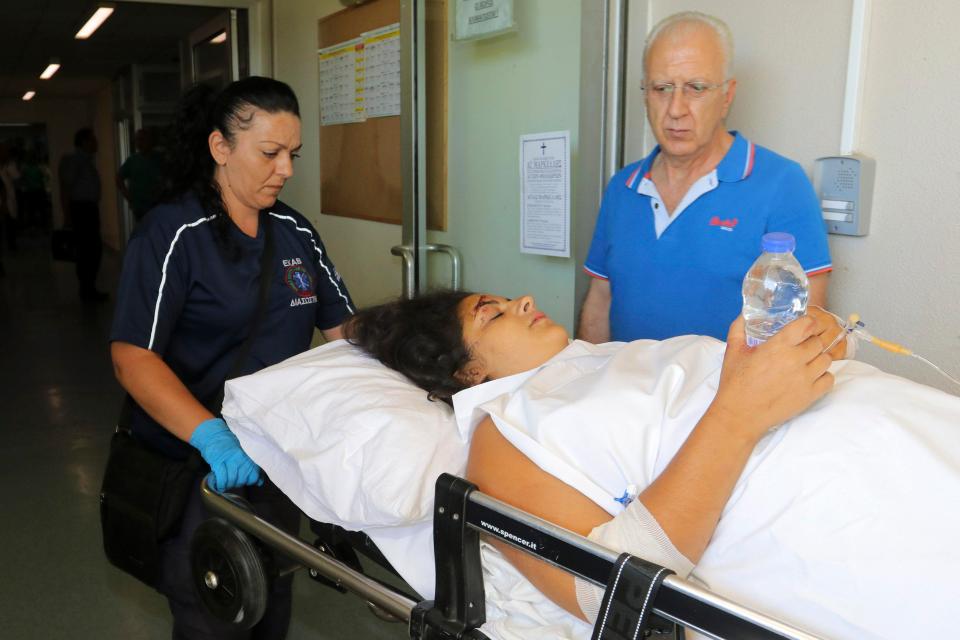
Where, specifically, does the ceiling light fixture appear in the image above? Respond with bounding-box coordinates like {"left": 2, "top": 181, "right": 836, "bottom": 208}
{"left": 40, "top": 60, "right": 61, "bottom": 80}
{"left": 22, "top": 91, "right": 36, "bottom": 101}
{"left": 209, "top": 30, "right": 227, "bottom": 44}
{"left": 75, "top": 4, "right": 115, "bottom": 39}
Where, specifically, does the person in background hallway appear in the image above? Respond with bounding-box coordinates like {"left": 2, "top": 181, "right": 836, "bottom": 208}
{"left": 59, "top": 128, "right": 106, "bottom": 302}
{"left": 116, "top": 128, "right": 163, "bottom": 224}
{"left": 110, "top": 77, "right": 354, "bottom": 640}
{"left": 19, "top": 150, "right": 51, "bottom": 232}
{"left": 578, "top": 11, "right": 831, "bottom": 344}
{"left": 0, "top": 142, "right": 20, "bottom": 251}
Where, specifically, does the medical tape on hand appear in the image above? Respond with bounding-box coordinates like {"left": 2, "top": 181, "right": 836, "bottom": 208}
{"left": 810, "top": 305, "right": 858, "bottom": 359}
{"left": 576, "top": 498, "right": 694, "bottom": 623}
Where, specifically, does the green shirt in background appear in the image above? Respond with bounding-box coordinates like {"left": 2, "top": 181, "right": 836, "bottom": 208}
{"left": 119, "top": 152, "right": 163, "bottom": 220}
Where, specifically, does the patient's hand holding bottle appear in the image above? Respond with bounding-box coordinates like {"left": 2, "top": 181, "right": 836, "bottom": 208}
{"left": 741, "top": 232, "right": 809, "bottom": 346}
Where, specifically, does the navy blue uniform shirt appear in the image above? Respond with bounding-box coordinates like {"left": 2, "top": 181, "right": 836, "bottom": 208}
{"left": 110, "top": 194, "right": 354, "bottom": 458}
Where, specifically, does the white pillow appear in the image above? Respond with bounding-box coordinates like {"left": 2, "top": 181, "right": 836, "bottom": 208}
{"left": 222, "top": 339, "right": 469, "bottom": 529}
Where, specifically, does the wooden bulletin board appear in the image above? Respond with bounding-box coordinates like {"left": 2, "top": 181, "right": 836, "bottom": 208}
{"left": 318, "top": 0, "right": 448, "bottom": 230}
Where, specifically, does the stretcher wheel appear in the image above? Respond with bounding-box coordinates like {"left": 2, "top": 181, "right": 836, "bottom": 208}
{"left": 190, "top": 517, "right": 267, "bottom": 629}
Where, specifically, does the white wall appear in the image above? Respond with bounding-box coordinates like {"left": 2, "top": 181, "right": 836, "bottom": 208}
{"left": 622, "top": 0, "right": 959, "bottom": 392}
{"left": 837, "top": 0, "right": 960, "bottom": 391}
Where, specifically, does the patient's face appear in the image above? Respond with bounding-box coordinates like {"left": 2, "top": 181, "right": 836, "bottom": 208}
{"left": 457, "top": 293, "right": 569, "bottom": 384}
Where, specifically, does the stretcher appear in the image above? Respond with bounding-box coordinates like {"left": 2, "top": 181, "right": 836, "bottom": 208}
{"left": 191, "top": 473, "right": 824, "bottom": 640}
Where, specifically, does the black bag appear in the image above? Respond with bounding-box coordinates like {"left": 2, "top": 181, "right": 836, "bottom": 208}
{"left": 99, "top": 428, "right": 204, "bottom": 586}
{"left": 51, "top": 228, "right": 77, "bottom": 262}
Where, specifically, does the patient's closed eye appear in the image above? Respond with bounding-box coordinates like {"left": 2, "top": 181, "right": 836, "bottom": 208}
{"left": 476, "top": 298, "right": 500, "bottom": 317}
{"left": 481, "top": 305, "right": 502, "bottom": 323}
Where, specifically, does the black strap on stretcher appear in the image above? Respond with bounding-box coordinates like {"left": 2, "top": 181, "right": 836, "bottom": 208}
{"left": 591, "top": 553, "right": 674, "bottom": 639}
{"left": 411, "top": 473, "right": 811, "bottom": 640}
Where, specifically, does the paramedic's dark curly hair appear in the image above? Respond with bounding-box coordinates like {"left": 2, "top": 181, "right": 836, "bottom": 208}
{"left": 345, "top": 290, "right": 475, "bottom": 403}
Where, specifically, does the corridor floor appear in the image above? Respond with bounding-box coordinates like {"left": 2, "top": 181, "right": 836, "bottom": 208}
{"left": 0, "top": 233, "right": 406, "bottom": 639}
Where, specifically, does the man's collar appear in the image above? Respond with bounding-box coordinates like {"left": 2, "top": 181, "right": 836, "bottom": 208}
{"left": 624, "top": 131, "right": 754, "bottom": 190}
{"left": 715, "top": 131, "right": 755, "bottom": 182}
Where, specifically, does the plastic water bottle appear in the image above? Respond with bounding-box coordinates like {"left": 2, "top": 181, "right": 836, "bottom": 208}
{"left": 741, "top": 232, "right": 809, "bottom": 346}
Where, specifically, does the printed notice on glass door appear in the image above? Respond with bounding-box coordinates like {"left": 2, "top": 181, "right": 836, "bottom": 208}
{"left": 520, "top": 131, "right": 570, "bottom": 257}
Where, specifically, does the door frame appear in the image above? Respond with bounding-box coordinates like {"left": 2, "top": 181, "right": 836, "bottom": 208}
{"left": 120, "top": 0, "right": 271, "bottom": 77}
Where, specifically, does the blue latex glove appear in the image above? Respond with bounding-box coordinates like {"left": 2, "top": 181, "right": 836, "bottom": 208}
{"left": 189, "top": 418, "right": 262, "bottom": 492}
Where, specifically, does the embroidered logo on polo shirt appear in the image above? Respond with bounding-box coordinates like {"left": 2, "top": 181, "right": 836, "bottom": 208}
{"left": 709, "top": 215, "right": 739, "bottom": 231}
{"left": 282, "top": 257, "right": 317, "bottom": 306}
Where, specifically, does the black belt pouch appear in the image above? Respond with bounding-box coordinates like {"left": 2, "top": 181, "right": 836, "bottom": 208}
{"left": 99, "top": 427, "right": 203, "bottom": 587}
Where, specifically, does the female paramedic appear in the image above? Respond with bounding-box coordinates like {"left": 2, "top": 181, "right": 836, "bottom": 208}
{"left": 110, "top": 77, "right": 354, "bottom": 639}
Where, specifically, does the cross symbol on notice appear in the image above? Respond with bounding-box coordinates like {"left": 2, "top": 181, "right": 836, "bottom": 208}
{"left": 540, "top": 142, "right": 547, "bottom": 155}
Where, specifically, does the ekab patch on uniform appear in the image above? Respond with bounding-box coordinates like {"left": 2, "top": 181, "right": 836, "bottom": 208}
{"left": 283, "top": 258, "right": 318, "bottom": 307}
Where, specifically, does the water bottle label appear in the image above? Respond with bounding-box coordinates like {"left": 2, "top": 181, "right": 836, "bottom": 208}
{"left": 746, "top": 335, "right": 765, "bottom": 347}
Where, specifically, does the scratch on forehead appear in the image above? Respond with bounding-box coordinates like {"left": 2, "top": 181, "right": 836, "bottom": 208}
{"left": 472, "top": 295, "right": 489, "bottom": 315}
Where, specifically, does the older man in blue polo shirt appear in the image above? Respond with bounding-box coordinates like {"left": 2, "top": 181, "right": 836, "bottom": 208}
{"left": 579, "top": 11, "right": 831, "bottom": 343}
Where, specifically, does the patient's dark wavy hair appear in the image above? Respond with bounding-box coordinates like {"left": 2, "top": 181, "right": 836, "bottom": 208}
{"left": 345, "top": 290, "right": 475, "bottom": 403}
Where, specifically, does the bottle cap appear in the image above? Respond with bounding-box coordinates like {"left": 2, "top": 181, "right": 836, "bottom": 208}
{"left": 761, "top": 232, "right": 796, "bottom": 253}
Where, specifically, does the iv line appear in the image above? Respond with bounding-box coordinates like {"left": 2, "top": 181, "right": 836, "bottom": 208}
{"left": 910, "top": 353, "right": 960, "bottom": 389}
{"left": 821, "top": 309, "right": 960, "bottom": 390}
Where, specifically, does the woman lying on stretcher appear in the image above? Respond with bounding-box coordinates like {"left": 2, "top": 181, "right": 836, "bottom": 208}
{"left": 345, "top": 291, "right": 960, "bottom": 640}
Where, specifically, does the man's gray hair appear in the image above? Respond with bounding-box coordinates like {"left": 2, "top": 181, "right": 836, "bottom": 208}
{"left": 643, "top": 11, "right": 734, "bottom": 79}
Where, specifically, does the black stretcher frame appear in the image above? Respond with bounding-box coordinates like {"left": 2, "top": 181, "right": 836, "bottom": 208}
{"left": 199, "top": 474, "right": 826, "bottom": 640}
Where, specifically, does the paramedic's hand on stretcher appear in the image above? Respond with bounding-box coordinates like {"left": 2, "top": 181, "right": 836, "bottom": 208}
{"left": 711, "top": 315, "right": 834, "bottom": 439}
{"left": 190, "top": 418, "right": 262, "bottom": 492}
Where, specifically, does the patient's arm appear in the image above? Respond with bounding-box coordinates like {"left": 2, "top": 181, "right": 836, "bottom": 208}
{"left": 467, "top": 419, "right": 610, "bottom": 619}
{"left": 467, "top": 411, "right": 763, "bottom": 622}
{"left": 466, "top": 315, "right": 835, "bottom": 622}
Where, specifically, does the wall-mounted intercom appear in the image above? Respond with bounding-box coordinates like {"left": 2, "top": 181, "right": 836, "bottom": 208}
{"left": 813, "top": 154, "right": 875, "bottom": 236}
